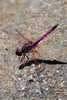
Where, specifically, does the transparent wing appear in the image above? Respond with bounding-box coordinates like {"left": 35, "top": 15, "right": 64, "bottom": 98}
{"left": 2, "top": 29, "right": 32, "bottom": 44}
{"left": 15, "top": 29, "right": 32, "bottom": 42}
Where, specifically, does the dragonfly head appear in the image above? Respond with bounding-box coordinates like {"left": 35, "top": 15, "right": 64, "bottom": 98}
{"left": 15, "top": 48, "right": 22, "bottom": 56}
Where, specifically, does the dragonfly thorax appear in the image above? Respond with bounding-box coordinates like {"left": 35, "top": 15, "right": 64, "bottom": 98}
{"left": 21, "top": 42, "right": 33, "bottom": 53}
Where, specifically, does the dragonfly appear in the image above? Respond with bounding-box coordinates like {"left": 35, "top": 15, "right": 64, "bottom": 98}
{"left": 3, "top": 24, "right": 58, "bottom": 66}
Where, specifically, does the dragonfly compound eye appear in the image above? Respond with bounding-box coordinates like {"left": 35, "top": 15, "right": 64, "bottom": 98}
{"left": 15, "top": 48, "right": 22, "bottom": 56}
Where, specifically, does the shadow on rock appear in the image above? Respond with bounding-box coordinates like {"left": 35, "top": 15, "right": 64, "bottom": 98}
{"left": 19, "top": 59, "right": 67, "bottom": 69}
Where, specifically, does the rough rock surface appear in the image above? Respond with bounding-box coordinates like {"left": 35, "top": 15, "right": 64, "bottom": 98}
{"left": 0, "top": 0, "right": 67, "bottom": 100}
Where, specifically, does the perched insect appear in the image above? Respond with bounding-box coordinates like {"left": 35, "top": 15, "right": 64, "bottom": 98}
{"left": 3, "top": 24, "right": 58, "bottom": 66}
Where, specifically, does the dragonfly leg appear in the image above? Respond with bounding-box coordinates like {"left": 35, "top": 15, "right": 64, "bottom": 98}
{"left": 32, "top": 48, "right": 39, "bottom": 66}
{"left": 22, "top": 53, "right": 30, "bottom": 65}
{"left": 31, "top": 50, "right": 42, "bottom": 58}
{"left": 25, "top": 54, "right": 29, "bottom": 60}
{"left": 22, "top": 54, "right": 27, "bottom": 65}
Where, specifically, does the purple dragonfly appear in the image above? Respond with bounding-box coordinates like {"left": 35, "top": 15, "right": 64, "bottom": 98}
{"left": 3, "top": 24, "right": 58, "bottom": 66}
